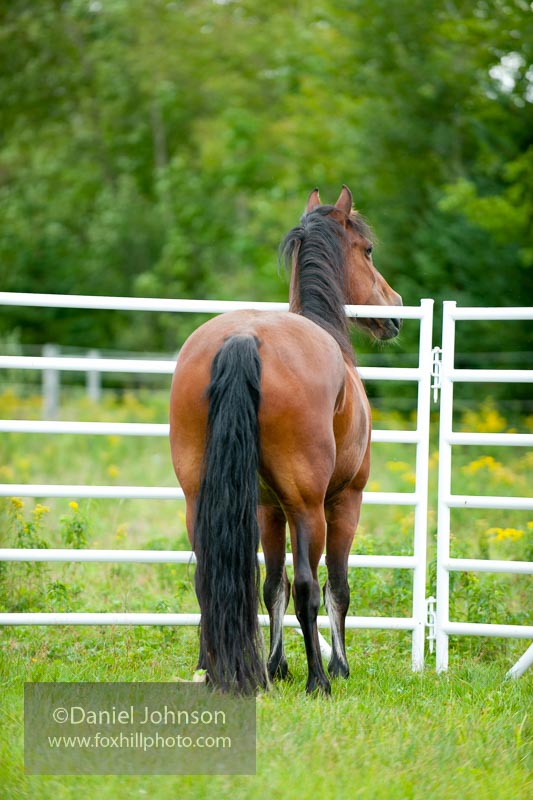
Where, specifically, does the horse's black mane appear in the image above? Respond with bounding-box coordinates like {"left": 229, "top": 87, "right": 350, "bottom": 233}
{"left": 280, "top": 205, "right": 373, "bottom": 362}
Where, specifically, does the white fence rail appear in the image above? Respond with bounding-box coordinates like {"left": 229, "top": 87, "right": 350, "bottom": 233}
{"left": 0, "top": 293, "right": 434, "bottom": 671}
{"left": 435, "top": 301, "right": 533, "bottom": 678}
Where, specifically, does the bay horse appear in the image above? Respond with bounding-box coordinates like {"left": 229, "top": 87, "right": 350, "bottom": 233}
{"left": 169, "top": 186, "right": 402, "bottom": 694}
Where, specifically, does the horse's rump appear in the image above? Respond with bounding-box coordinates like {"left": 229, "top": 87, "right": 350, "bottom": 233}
{"left": 170, "top": 309, "right": 367, "bottom": 504}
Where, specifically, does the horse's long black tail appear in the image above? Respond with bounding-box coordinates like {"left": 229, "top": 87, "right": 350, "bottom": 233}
{"left": 194, "top": 334, "right": 268, "bottom": 694}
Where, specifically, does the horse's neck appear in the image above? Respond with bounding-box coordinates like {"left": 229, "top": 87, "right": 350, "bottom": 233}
{"left": 289, "top": 280, "right": 355, "bottom": 364}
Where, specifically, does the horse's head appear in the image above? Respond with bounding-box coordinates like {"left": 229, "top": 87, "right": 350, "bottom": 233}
{"left": 305, "top": 186, "right": 403, "bottom": 341}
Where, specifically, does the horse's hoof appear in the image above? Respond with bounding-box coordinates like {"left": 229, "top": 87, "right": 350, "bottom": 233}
{"left": 268, "top": 656, "right": 291, "bottom": 682}
{"left": 306, "top": 675, "right": 331, "bottom": 695}
{"left": 328, "top": 657, "right": 350, "bottom": 679}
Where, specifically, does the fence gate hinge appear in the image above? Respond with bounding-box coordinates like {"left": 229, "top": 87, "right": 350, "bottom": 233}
{"left": 426, "top": 596, "right": 436, "bottom": 654}
{"left": 431, "top": 346, "right": 442, "bottom": 403}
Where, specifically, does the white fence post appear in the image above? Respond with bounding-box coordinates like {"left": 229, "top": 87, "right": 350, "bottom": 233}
{"left": 411, "top": 298, "right": 434, "bottom": 671}
{"left": 86, "top": 349, "right": 101, "bottom": 403}
{"left": 42, "top": 344, "right": 60, "bottom": 419}
{"left": 435, "top": 301, "right": 456, "bottom": 672}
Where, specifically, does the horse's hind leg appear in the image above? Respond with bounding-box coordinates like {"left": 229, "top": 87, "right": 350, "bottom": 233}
{"left": 260, "top": 504, "right": 291, "bottom": 681}
{"left": 324, "top": 488, "right": 363, "bottom": 678}
{"left": 183, "top": 492, "right": 209, "bottom": 674}
{"left": 287, "top": 505, "right": 331, "bottom": 695}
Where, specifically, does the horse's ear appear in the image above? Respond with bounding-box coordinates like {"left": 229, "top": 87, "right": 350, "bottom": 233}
{"left": 335, "top": 185, "right": 353, "bottom": 216}
{"left": 305, "top": 188, "right": 321, "bottom": 213}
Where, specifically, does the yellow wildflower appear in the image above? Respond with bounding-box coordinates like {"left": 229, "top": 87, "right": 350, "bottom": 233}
{"left": 462, "top": 456, "right": 499, "bottom": 475}
{"left": 386, "top": 460, "right": 411, "bottom": 473}
{"left": 115, "top": 524, "right": 128, "bottom": 542}
{"left": 521, "top": 453, "right": 533, "bottom": 470}
{"left": 32, "top": 504, "right": 50, "bottom": 520}
{"left": 69, "top": 501, "right": 79, "bottom": 512}
{"left": 461, "top": 403, "right": 507, "bottom": 433}
{"left": 487, "top": 527, "right": 524, "bottom": 542}
{"left": 399, "top": 511, "right": 415, "bottom": 534}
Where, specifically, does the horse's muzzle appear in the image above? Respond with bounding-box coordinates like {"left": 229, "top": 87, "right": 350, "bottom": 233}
{"left": 389, "top": 317, "right": 402, "bottom": 335}
{"left": 379, "top": 317, "right": 402, "bottom": 339}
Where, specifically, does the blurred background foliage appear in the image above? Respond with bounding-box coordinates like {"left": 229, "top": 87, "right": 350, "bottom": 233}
{"left": 0, "top": 0, "right": 531, "bottom": 378}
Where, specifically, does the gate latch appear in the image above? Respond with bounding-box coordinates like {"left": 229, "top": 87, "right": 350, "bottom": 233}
{"left": 426, "top": 596, "right": 436, "bottom": 654}
{"left": 431, "top": 347, "right": 442, "bottom": 403}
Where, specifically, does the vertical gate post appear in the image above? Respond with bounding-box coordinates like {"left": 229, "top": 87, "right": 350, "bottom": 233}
{"left": 411, "top": 298, "right": 434, "bottom": 671}
{"left": 435, "top": 301, "right": 456, "bottom": 672}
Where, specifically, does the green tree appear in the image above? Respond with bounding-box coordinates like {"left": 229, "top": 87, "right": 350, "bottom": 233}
{"left": 0, "top": 0, "right": 530, "bottom": 385}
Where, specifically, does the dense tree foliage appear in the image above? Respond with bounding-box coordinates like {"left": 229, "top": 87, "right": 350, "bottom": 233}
{"left": 0, "top": 0, "right": 531, "bottom": 363}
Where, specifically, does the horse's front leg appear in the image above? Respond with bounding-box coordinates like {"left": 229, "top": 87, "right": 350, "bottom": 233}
{"left": 260, "top": 504, "right": 291, "bottom": 681}
{"left": 324, "top": 487, "right": 363, "bottom": 678}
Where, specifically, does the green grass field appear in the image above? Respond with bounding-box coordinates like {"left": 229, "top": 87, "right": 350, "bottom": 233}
{"left": 1, "top": 389, "right": 532, "bottom": 799}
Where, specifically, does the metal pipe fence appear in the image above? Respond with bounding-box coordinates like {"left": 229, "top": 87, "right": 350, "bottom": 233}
{"left": 0, "top": 292, "right": 435, "bottom": 670}
{"left": 2, "top": 293, "right": 533, "bottom": 677}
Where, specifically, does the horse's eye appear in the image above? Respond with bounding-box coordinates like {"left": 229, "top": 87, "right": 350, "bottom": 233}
{"left": 365, "top": 246, "right": 373, "bottom": 257}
